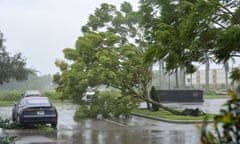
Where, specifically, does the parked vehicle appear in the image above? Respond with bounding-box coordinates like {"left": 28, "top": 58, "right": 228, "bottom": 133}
{"left": 21, "top": 90, "right": 42, "bottom": 97}
{"left": 12, "top": 96, "right": 58, "bottom": 128}
{"left": 82, "top": 91, "right": 95, "bottom": 104}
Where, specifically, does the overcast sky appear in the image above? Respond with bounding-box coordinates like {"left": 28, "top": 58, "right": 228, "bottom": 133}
{"left": 0, "top": 0, "right": 139, "bottom": 75}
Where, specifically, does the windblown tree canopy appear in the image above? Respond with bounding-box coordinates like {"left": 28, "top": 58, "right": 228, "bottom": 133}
{"left": 54, "top": 2, "right": 183, "bottom": 114}
{"left": 140, "top": 0, "right": 200, "bottom": 73}
{"left": 0, "top": 31, "right": 34, "bottom": 84}
{"left": 53, "top": 2, "right": 153, "bottom": 103}
{"left": 54, "top": 2, "right": 207, "bottom": 114}
{"left": 180, "top": 0, "right": 240, "bottom": 63}
{"left": 140, "top": 0, "right": 240, "bottom": 71}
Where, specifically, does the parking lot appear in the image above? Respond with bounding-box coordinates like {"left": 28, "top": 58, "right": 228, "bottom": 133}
{"left": 0, "top": 99, "right": 228, "bottom": 144}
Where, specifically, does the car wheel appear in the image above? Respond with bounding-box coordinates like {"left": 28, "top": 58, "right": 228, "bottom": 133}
{"left": 51, "top": 122, "right": 57, "bottom": 128}
{"left": 17, "top": 115, "right": 21, "bottom": 125}
{"left": 12, "top": 113, "right": 16, "bottom": 122}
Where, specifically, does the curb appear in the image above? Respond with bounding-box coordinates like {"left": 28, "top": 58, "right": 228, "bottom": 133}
{"left": 103, "top": 119, "right": 128, "bottom": 127}
{"left": 131, "top": 112, "right": 213, "bottom": 124}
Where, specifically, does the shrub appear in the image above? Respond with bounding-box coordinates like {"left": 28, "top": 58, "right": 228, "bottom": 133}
{"left": 150, "top": 86, "right": 159, "bottom": 111}
{"left": 42, "top": 90, "right": 61, "bottom": 100}
{"left": 0, "top": 135, "right": 16, "bottom": 144}
{"left": 88, "top": 105, "right": 104, "bottom": 118}
{"left": 0, "top": 117, "right": 21, "bottom": 129}
{"left": 0, "top": 90, "right": 62, "bottom": 102}
{"left": 74, "top": 90, "right": 138, "bottom": 120}
{"left": 74, "top": 105, "right": 89, "bottom": 120}
{"left": 200, "top": 67, "right": 240, "bottom": 143}
{"left": 112, "top": 96, "right": 136, "bottom": 118}
{"left": 0, "top": 90, "right": 21, "bottom": 101}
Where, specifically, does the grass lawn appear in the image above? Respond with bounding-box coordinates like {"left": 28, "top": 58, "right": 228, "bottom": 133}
{"left": 0, "top": 100, "right": 70, "bottom": 106}
{"left": 0, "top": 101, "right": 15, "bottom": 106}
{"left": 204, "top": 94, "right": 229, "bottom": 99}
{"left": 132, "top": 108, "right": 215, "bottom": 121}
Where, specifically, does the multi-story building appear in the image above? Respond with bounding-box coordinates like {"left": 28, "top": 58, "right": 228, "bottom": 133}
{"left": 185, "top": 68, "right": 230, "bottom": 89}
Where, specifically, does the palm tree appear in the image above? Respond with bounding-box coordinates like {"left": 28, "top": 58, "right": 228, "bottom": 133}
{"left": 205, "top": 53, "right": 210, "bottom": 92}
{"left": 224, "top": 61, "right": 229, "bottom": 90}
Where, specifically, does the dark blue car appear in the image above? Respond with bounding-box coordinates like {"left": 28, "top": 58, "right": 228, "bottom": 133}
{"left": 12, "top": 96, "right": 58, "bottom": 128}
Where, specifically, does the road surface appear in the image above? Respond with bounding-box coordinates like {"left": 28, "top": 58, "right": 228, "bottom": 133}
{"left": 0, "top": 99, "right": 228, "bottom": 144}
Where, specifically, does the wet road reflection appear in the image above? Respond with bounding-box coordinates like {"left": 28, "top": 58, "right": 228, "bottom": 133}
{"left": 4, "top": 120, "right": 198, "bottom": 144}
{"left": 0, "top": 99, "right": 227, "bottom": 144}
{"left": 57, "top": 118, "right": 199, "bottom": 144}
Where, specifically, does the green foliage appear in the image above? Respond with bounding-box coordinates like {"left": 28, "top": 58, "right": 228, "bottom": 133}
{"left": 216, "top": 26, "right": 240, "bottom": 61}
{"left": 230, "top": 68, "right": 240, "bottom": 85}
{"left": 141, "top": 0, "right": 240, "bottom": 73}
{"left": 0, "top": 90, "right": 21, "bottom": 101}
{"left": 141, "top": 0, "right": 198, "bottom": 72}
{"left": 0, "top": 90, "right": 61, "bottom": 102}
{"left": 0, "top": 135, "right": 16, "bottom": 144}
{"left": 37, "top": 125, "right": 55, "bottom": 132}
{"left": 42, "top": 90, "right": 61, "bottom": 100}
{"left": 0, "top": 118, "right": 20, "bottom": 129}
{"left": 0, "top": 31, "right": 35, "bottom": 84}
{"left": 150, "top": 86, "right": 159, "bottom": 111}
{"left": 74, "top": 105, "right": 89, "bottom": 120}
{"left": 133, "top": 109, "right": 213, "bottom": 121}
{"left": 74, "top": 90, "right": 138, "bottom": 120}
{"left": 54, "top": 2, "right": 152, "bottom": 104}
{"left": 204, "top": 94, "right": 228, "bottom": 99}
{"left": 0, "top": 117, "right": 55, "bottom": 131}
{"left": 201, "top": 90, "right": 240, "bottom": 144}
{"left": 201, "top": 70, "right": 240, "bottom": 143}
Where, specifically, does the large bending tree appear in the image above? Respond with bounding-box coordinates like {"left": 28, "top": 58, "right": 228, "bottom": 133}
{"left": 0, "top": 31, "right": 34, "bottom": 84}
{"left": 54, "top": 2, "right": 180, "bottom": 113}
{"left": 54, "top": 2, "right": 152, "bottom": 102}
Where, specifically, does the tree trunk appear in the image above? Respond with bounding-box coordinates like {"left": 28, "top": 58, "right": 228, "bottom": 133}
{"left": 205, "top": 54, "right": 210, "bottom": 93}
{"left": 190, "top": 73, "right": 193, "bottom": 89}
{"left": 144, "top": 84, "right": 151, "bottom": 110}
{"left": 142, "top": 94, "right": 181, "bottom": 115}
{"left": 175, "top": 69, "right": 179, "bottom": 88}
{"left": 146, "top": 102, "right": 151, "bottom": 110}
{"left": 159, "top": 61, "right": 163, "bottom": 89}
{"left": 168, "top": 73, "right": 171, "bottom": 89}
{"left": 224, "top": 61, "right": 229, "bottom": 90}
{"left": 140, "top": 84, "right": 181, "bottom": 115}
{"left": 146, "top": 98, "right": 181, "bottom": 115}
{"left": 179, "top": 68, "right": 185, "bottom": 89}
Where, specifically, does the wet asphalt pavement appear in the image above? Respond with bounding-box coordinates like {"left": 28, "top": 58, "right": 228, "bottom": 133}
{"left": 0, "top": 99, "right": 228, "bottom": 144}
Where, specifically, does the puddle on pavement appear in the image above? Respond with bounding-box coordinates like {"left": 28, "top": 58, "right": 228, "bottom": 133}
{"left": 3, "top": 128, "right": 57, "bottom": 144}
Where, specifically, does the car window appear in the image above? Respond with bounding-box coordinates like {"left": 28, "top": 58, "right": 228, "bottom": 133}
{"left": 23, "top": 90, "right": 41, "bottom": 97}
{"left": 26, "top": 98, "right": 50, "bottom": 105}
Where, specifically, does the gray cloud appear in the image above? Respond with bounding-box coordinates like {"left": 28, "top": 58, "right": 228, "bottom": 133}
{"left": 0, "top": 0, "right": 138, "bottom": 75}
